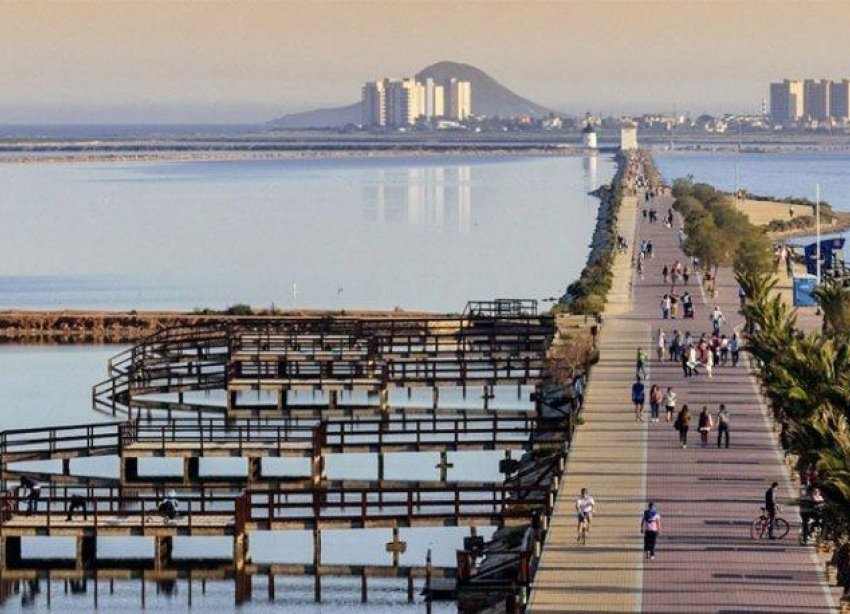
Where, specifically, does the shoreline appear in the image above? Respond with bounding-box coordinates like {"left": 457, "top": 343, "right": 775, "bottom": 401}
{"left": 0, "top": 146, "right": 594, "bottom": 165}
{"left": 0, "top": 308, "right": 439, "bottom": 345}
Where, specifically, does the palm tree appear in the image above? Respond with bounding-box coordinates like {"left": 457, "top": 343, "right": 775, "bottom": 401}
{"left": 815, "top": 279, "right": 850, "bottom": 337}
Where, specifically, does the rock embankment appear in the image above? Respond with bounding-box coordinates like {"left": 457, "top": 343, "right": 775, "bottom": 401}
{"left": 0, "top": 309, "right": 433, "bottom": 344}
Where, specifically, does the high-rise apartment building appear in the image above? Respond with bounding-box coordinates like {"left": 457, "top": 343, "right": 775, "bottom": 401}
{"left": 830, "top": 79, "right": 850, "bottom": 121}
{"left": 361, "top": 80, "right": 387, "bottom": 127}
{"left": 444, "top": 78, "right": 472, "bottom": 120}
{"left": 804, "top": 79, "right": 831, "bottom": 121}
{"left": 385, "top": 79, "right": 419, "bottom": 127}
{"left": 769, "top": 79, "right": 804, "bottom": 125}
{"left": 361, "top": 76, "right": 471, "bottom": 127}
{"left": 417, "top": 78, "right": 445, "bottom": 119}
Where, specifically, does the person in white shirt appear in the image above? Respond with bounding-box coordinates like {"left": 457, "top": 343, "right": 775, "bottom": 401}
{"left": 575, "top": 488, "right": 596, "bottom": 539}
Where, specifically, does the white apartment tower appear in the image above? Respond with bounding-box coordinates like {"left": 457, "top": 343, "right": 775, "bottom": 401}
{"left": 620, "top": 120, "right": 638, "bottom": 151}
{"left": 418, "top": 78, "right": 445, "bottom": 119}
{"left": 361, "top": 80, "right": 387, "bottom": 127}
{"left": 385, "top": 78, "right": 420, "bottom": 126}
{"left": 444, "top": 78, "right": 472, "bottom": 120}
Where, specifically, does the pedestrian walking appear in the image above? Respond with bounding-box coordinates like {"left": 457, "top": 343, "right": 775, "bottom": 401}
{"left": 632, "top": 376, "right": 646, "bottom": 421}
{"left": 646, "top": 241, "right": 654, "bottom": 259}
{"left": 719, "top": 334, "right": 729, "bottom": 366}
{"left": 709, "top": 306, "right": 725, "bottom": 336}
{"left": 729, "top": 333, "right": 741, "bottom": 367}
{"left": 656, "top": 329, "right": 666, "bottom": 361}
{"left": 662, "top": 264, "right": 669, "bottom": 285}
{"left": 636, "top": 347, "right": 648, "bottom": 379}
{"left": 641, "top": 502, "right": 661, "bottom": 560}
{"left": 698, "top": 406, "right": 713, "bottom": 447}
{"left": 663, "top": 387, "right": 677, "bottom": 422}
{"left": 675, "top": 405, "right": 691, "bottom": 448}
{"left": 715, "top": 404, "right": 730, "bottom": 448}
{"left": 661, "top": 294, "right": 670, "bottom": 320}
{"left": 669, "top": 291, "right": 679, "bottom": 319}
{"left": 668, "top": 329, "right": 681, "bottom": 362}
{"left": 649, "top": 384, "right": 662, "bottom": 422}
{"left": 683, "top": 264, "right": 690, "bottom": 285}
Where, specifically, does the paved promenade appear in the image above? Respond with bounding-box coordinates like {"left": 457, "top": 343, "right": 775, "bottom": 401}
{"left": 529, "top": 190, "right": 836, "bottom": 612}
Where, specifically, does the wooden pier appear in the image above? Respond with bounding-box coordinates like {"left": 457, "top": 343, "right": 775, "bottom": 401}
{"left": 2, "top": 301, "right": 579, "bottom": 609}
{"left": 92, "top": 305, "right": 554, "bottom": 419}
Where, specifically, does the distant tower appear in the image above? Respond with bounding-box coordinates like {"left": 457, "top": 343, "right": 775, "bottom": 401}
{"left": 582, "top": 123, "right": 597, "bottom": 150}
{"left": 620, "top": 119, "right": 638, "bottom": 151}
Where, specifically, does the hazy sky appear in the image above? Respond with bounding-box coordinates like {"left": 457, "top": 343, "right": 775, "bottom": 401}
{"left": 3, "top": 0, "right": 850, "bottom": 123}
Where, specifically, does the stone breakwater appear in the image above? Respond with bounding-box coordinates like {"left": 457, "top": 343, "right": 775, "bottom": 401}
{"left": 0, "top": 309, "right": 433, "bottom": 344}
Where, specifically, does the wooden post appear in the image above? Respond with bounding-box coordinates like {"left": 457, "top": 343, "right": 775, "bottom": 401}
{"left": 313, "top": 528, "right": 322, "bottom": 602}
{"left": 154, "top": 536, "right": 172, "bottom": 571}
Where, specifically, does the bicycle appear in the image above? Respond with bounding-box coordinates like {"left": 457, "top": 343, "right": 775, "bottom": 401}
{"left": 750, "top": 507, "right": 789, "bottom": 540}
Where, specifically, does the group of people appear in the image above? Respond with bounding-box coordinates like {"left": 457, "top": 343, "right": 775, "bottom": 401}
{"left": 661, "top": 260, "right": 691, "bottom": 287}
{"left": 660, "top": 290, "right": 695, "bottom": 319}
{"left": 656, "top": 326, "right": 741, "bottom": 377}
{"left": 671, "top": 403, "right": 732, "bottom": 449}
{"left": 15, "top": 477, "right": 181, "bottom": 522}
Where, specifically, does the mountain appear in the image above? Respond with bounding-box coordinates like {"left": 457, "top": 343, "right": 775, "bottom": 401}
{"left": 415, "top": 61, "right": 553, "bottom": 118}
{"left": 268, "top": 61, "right": 555, "bottom": 128}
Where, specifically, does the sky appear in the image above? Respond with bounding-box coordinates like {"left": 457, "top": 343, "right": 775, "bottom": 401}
{"left": 2, "top": 0, "right": 850, "bottom": 123}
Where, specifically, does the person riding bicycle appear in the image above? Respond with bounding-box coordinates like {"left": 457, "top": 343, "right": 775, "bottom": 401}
{"left": 575, "top": 488, "right": 595, "bottom": 541}
{"left": 765, "top": 481, "right": 779, "bottom": 539}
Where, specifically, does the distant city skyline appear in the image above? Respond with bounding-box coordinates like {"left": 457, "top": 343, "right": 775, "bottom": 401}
{"left": 3, "top": 1, "right": 850, "bottom": 123}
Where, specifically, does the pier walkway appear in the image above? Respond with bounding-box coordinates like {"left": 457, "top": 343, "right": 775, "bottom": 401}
{"left": 530, "top": 188, "right": 836, "bottom": 612}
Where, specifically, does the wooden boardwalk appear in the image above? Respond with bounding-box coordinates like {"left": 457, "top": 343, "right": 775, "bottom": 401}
{"left": 529, "top": 187, "right": 837, "bottom": 612}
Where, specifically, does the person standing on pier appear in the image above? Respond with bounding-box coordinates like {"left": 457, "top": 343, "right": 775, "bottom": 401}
{"left": 641, "top": 502, "right": 662, "bottom": 560}
{"left": 765, "top": 482, "right": 780, "bottom": 538}
{"left": 19, "top": 476, "right": 40, "bottom": 515}
{"left": 656, "top": 329, "right": 666, "bottom": 361}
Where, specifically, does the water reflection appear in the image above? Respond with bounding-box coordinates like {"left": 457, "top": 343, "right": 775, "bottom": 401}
{"left": 583, "top": 154, "right": 598, "bottom": 192}
{"left": 363, "top": 165, "right": 473, "bottom": 234}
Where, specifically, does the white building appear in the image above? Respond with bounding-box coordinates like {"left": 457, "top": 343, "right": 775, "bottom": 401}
{"left": 385, "top": 78, "right": 419, "bottom": 127}
{"left": 620, "top": 120, "right": 638, "bottom": 151}
{"left": 582, "top": 123, "right": 597, "bottom": 149}
{"left": 361, "top": 80, "right": 387, "bottom": 127}
{"left": 444, "top": 78, "right": 472, "bottom": 120}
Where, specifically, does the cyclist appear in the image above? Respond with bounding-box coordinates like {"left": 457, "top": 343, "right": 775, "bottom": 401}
{"left": 575, "top": 488, "right": 595, "bottom": 542}
{"left": 765, "top": 481, "right": 779, "bottom": 538}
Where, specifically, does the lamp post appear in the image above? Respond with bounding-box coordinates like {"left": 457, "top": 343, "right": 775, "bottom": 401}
{"left": 816, "top": 184, "right": 821, "bottom": 285}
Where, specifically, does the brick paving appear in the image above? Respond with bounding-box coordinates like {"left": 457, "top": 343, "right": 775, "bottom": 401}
{"left": 529, "top": 188, "right": 837, "bottom": 612}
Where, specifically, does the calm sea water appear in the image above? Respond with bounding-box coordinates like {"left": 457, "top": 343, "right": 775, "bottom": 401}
{"left": 0, "top": 154, "right": 611, "bottom": 312}
{"left": 0, "top": 154, "right": 608, "bottom": 611}
{"left": 655, "top": 151, "right": 850, "bottom": 211}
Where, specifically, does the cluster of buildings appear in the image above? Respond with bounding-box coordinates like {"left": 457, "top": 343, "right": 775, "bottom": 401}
{"left": 770, "top": 78, "right": 850, "bottom": 125}
{"left": 361, "top": 77, "right": 471, "bottom": 128}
